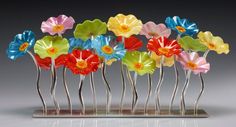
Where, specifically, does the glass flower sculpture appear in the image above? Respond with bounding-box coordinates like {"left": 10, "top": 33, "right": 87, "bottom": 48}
{"left": 150, "top": 52, "right": 174, "bottom": 68}
{"left": 179, "top": 36, "right": 208, "bottom": 52}
{"left": 74, "top": 19, "right": 107, "bottom": 41}
{"left": 140, "top": 21, "right": 171, "bottom": 39}
{"left": 107, "top": 14, "right": 142, "bottom": 38}
{"left": 41, "top": 15, "right": 75, "bottom": 36}
{"left": 165, "top": 16, "right": 199, "bottom": 36}
{"left": 7, "top": 30, "right": 35, "bottom": 60}
{"left": 116, "top": 36, "right": 143, "bottom": 51}
{"left": 35, "top": 54, "right": 67, "bottom": 70}
{"left": 68, "top": 38, "right": 92, "bottom": 53}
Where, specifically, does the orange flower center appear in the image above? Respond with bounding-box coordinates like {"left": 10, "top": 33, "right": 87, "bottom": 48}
{"left": 186, "top": 62, "right": 197, "bottom": 70}
{"left": 76, "top": 60, "right": 88, "bottom": 69}
{"left": 53, "top": 25, "right": 64, "bottom": 32}
{"left": 102, "top": 45, "right": 113, "bottom": 54}
{"left": 120, "top": 24, "right": 130, "bottom": 32}
{"left": 47, "top": 47, "right": 58, "bottom": 55}
{"left": 208, "top": 43, "right": 216, "bottom": 50}
{"left": 134, "top": 62, "right": 144, "bottom": 70}
{"left": 19, "top": 42, "right": 29, "bottom": 51}
{"left": 158, "top": 47, "right": 170, "bottom": 55}
{"left": 176, "top": 26, "right": 186, "bottom": 33}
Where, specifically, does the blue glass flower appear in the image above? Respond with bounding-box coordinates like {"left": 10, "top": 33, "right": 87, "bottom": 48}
{"left": 68, "top": 37, "right": 92, "bottom": 53}
{"left": 91, "top": 35, "right": 126, "bottom": 60}
{"left": 165, "top": 16, "right": 199, "bottom": 36}
{"left": 6, "top": 30, "right": 36, "bottom": 60}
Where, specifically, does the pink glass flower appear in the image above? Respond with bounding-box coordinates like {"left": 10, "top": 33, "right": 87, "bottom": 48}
{"left": 176, "top": 51, "right": 210, "bottom": 74}
{"left": 140, "top": 21, "right": 171, "bottom": 39}
{"left": 41, "top": 15, "right": 75, "bottom": 36}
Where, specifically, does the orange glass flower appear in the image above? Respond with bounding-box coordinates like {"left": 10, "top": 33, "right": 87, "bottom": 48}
{"left": 116, "top": 36, "right": 143, "bottom": 51}
{"left": 147, "top": 37, "right": 181, "bottom": 57}
{"left": 35, "top": 54, "right": 67, "bottom": 70}
{"left": 65, "top": 49, "right": 100, "bottom": 75}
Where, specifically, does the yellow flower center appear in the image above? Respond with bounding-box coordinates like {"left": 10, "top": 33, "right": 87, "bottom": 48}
{"left": 158, "top": 47, "right": 170, "bottom": 55}
{"left": 134, "top": 62, "right": 144, "bottom": 70}
{"left": 102, "top": 45, "right": 114, "bottom": 54}
{"left": 47, "top": 47, "right": 58, "bottom": 55}
{"left": 208, "top": 43, "right": 216, "bottom": 50}
{"left": 19, "top": 42, "right": 29, "bottom": 51}
{"left": 52, "top": 25, "right": 64, "bottom": 32}
{"left": 176, "top": 26, "right": 186, "bottom": 33}
{"left": 120, "top": 24, "right": 130, "bottom": 32}
{"left": 76, "top": 60, "right": 88, "bottom": 69}
{"left": 186, "top": 62, "right": 197, "bottom": 70}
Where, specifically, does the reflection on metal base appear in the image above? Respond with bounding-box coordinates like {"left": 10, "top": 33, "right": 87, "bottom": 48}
{"left": 33, "top": 107, "right": 208, "bottom": 118}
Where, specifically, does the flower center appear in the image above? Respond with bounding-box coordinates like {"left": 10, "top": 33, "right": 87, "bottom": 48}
{"left": 176, "top": 26, "right": 186, "bottom": 33}
{"left": 134, "top": 62, "right": 144, "bottom": 70}
{"left": 53, "top": 25, "right": 64, "bottom": 32}
{"left": 102, "top": 45, "right": 114, "bottom": 54}
{"left": 208, "top": 43, "right": 216, "bottom": 50}
{"left": 120, "top": 24, "right": 130, "bottom": 32}
{"left": 47, "top": 47, "right": 58, "bottom": 55}
{"left": 186, "top": 62, "right": 197, "bottom": 70}
{"left": 19, "top": 42, "right": 29, "bottom": 51}
{"left": 158, "top": 47, "right": 170, "bottom": 55}
{"left": 148, "top": 32, "right": 158, "bottom": 37}
{"left": 76, "top": 60, "right": 88, "bottom": 69}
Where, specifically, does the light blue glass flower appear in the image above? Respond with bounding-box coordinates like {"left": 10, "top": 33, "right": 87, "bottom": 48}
{"left": 91, "top": 35, "right": 126, "bottom": 61}
{"left": 165, "top": 16, "right": 199, "bottom": 36}
{"left": 6, "top": 30, "right": 36, "bottom": 60}
{"left": 68, "top": 37, "right": 92, "bottom": 53}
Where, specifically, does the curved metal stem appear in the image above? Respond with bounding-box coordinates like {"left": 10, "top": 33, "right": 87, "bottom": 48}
{"left": 132, "top": 72, "right": 138, "bottom": 113}
{"left": 145, "top": 73, "right": 152, "bottom": 114}
{"left": 78, "top": 75, "right": 85, "bottom": 114}
{"left": 101, "top": 63, "right": 112, "bottom": 113}
{"left": 155, "top": 55, "right": 164, "bottom": 113}
{"left": 180, "top": 70, "right": 191, "bottom": 115}
{"left": 62, "top": 67, "right": 72, "bottom": 113}
{"left": 27, "top": 51, "right": 47, "bottom": 113}
{"left": 126, "top": 66, "right": 134, "bottom": 110}
{"left": 50, "top": 59, "right": 60, "bottom": 114}
{"left": 194, "top": 73, "right": 205, "bottom": 114}
{"left": 90, "top": 72, "right": 97, "bottom": 113}
{"left": 169, "top": 61, "right": 179, "bottom": 112}
{"left": 120, "top": 62, "right": 126, "bottom": 112}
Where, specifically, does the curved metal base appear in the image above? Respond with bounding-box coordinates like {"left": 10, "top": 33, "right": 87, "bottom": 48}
{"left": 33, "top": 107, "right": 208, "bottom": 118}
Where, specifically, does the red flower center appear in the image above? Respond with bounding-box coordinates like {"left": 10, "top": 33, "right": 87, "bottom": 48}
{"left": 176, "top": 26, "right": 186, "bottom": 33}
{"left": 102, "top": 45, "right": 114, "bottom": 54}
{"left": 47, "top": 47, "right": 58, "bottom": 55}
{"left": 53, "top": 25, "right": 64, "bottom": 32}
{"left": 76, "top": 60, "right": 88, "bottom": 69}
{"left": 19, "top": 42, "right": 29, "bottom": 51}
{"left": 186, "top": 62, "right": 197, "bottom": 70}
{"left": 134, "top": 62, "right": 144, "bottom": 70}
{"left": 158, "top": 47, "right": 170, "bottom": 55}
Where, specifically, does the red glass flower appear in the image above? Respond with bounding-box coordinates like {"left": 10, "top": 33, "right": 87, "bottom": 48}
{"left": 65, "top": 49, "right": 100, "bottom": 75}
{"left": 147, "top": 36, "right": 181, "bottom": 57}
{"left": 116, "top": 36, "right": 143, "bottom": 51}
{"left": 35, "top": 54, "right": 67, "bottom": 70}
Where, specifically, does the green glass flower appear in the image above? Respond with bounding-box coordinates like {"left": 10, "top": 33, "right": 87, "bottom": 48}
{"left": 122, "top": 51, "right": 156, "bottom": 76}
{"left": 34, "top": 36, "right": 69, "bottom": 59}
{"left": 179, "top": 36, "right": 208, "bottom": 52}
{"left": 74, "top": 19, "right": 107, "bottom": 41}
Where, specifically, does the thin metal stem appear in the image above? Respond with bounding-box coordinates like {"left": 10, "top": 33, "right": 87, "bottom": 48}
{"left": 120, "top": 62, "right": 126, "bottom": 112}
{"left": 132, "top": 72, "right": 138, "bottom": 113}
{"left": 194, "top": 73, "right": 205, "bottom": 114}
{"left": 90, "top": 72, "right": 97, "bottom": 113}
{"left": 203, "top": 50, "right": 210, "bottom": 58}
{"left": 180, "top": 70, "right": 191, "bottom": 115}
{"left": 50, "top": 59, "right": 60, "bottom": 114}
{"left": 101, "top": 63, "right": 112, "bottom": 113}
{"left": 78, "top": 75, "right": 85, "bottom": 114}
{"left": 27, "top": 51, "right": 47, "bottom": 113}
{"left": 169, "top": 60, "right": 179, "bottom": 112}
{"left": 155, "top": 55, "right": 164, "bottom": 113}
{"left": 62, "top": 67, "right": 72, "bottom": 113}
{"left": 145, "top": 73, "right": 152, "bottom": 114}
{"left": 126, "top": 66, "right": 134, "bottom": 110}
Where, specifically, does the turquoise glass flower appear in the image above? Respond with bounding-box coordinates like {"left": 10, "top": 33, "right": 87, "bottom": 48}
{"left": 165, "top": 16, "right": 199, "bottom": 36}
{"left": 68, "top": 37, "right": 92, "bottom": 53}
{"left": 91, "top": 35, "right": 126, "bottom": 61}
{"left": 6, "top": 30, "right": 35, "bottom": 60}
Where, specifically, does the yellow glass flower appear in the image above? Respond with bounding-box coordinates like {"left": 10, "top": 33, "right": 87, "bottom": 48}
{"left": 150, "top": 52, "right": 174, "bottom": 68}
{"left": 107, "top": 14, "right": 143, "bottom": 38}
{"left": 197, "top": 31, "right": 230, "bottom": 54}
